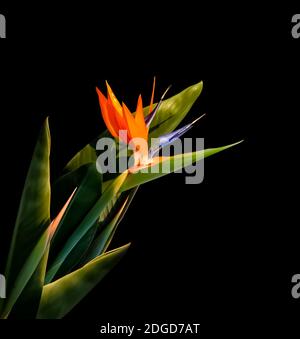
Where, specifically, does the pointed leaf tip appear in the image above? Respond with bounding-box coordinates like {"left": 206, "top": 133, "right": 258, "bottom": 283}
{"left": 49, "top": 188, "right": 77, "bottom": 240}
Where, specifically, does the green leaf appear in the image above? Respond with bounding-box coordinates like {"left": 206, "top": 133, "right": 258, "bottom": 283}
{"left": 7, "top": 188, "right": 76, "bottom": 318}
{"left": 147, "top": 81, "right": 203, "bottom": 138}
{"left": 54, "top": 225, "right": 98, "bottom": 280}
{"left": 37, "top": 244, "right": 130, "bottom": 319}
{"left": 82, "top": 187, "right": 138, "bottom": 263}
{"left": 0, "top": 118, "right": 51, "bottom": 318}
{"left": 1, "top": 230, "right": 50, "bottom": 319}
{"left": 120, "top": 142, "right": 243, "bottom": 192}
{"left": 49, "top": 163, "right": 102, "bottom": 267}
{"left": 9, "top": 246, "right": 49, "bottom": 319}
{"left": 64, "top": 144, "right": 97, "bottom": 173}
{"left": 45, "top": 171, "right": 128, "bottom": 283}
{"left": 63, "top": 131, "right": 109, "bottom": 173}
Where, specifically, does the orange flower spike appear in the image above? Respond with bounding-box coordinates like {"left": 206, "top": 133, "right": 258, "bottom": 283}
{"left": 122, "top": 102, "right": 138, "bottom": 141}
{"left": 135, "top": 94, "right": 148, "bottom": 139}
{"left": 105, "top": 81, "right": 123, "bottom": 115}
{"left": 96, "top": 87, "right": 119, "bottom": 138}
{"left": 97, "top": 82, "right": 148, "bottom": 156}
{"left": 107, "top": 96, "right": 128, "bottom": 133}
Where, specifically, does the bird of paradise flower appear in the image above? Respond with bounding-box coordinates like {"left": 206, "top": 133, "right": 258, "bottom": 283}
{"left": 0, "top": 79, "right": 242, "bottom": 319}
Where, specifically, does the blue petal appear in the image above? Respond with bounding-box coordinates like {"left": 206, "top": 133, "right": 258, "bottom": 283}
{"left": 145, "top": 85, "right": 172, "bottom": 127}
{"left": 149, "top": 114, "right": 206, "bottom": 157}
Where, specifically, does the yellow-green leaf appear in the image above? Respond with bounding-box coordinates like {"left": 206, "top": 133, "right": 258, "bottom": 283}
{"left": 120, "top": 142, "right": 243, "bottom": 192}
{"left": 37, "top": 244, "right": 130, "bottom": 319}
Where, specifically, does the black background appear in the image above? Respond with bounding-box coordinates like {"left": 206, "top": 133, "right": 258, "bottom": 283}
{"left": 0, "top": 3, "right": 299, "bottom": 336}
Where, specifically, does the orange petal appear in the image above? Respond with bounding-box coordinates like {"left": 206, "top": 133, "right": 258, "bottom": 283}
{"left": 122, "top": 102, "right": 138, "bottom": 140}
{"left": 149, "top": 76, "right": 156, "bottom": 114}
{"left": 49, "top": 188, "right": 77, "bottom": 240}
{"left": 106, "top": 81, "right": 123, "bottom": 115}
{"left": 96, "top": 87, "right": 118, "bottom": 138}
{"left": 135, "top": 95, "right": 148, "bottom": 138}
{"left": 135, "top": 94, "right": 143, "bottom": 122}
{"left": 107, "top": 96, "right": 128, "bottom": 133}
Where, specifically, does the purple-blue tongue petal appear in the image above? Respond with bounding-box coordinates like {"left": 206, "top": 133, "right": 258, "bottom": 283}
{"left": 145, "top": 85, "right": 172, "bottom": 127}
{"left": 149, "top": 114, "right": 206, "bottom": 157}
